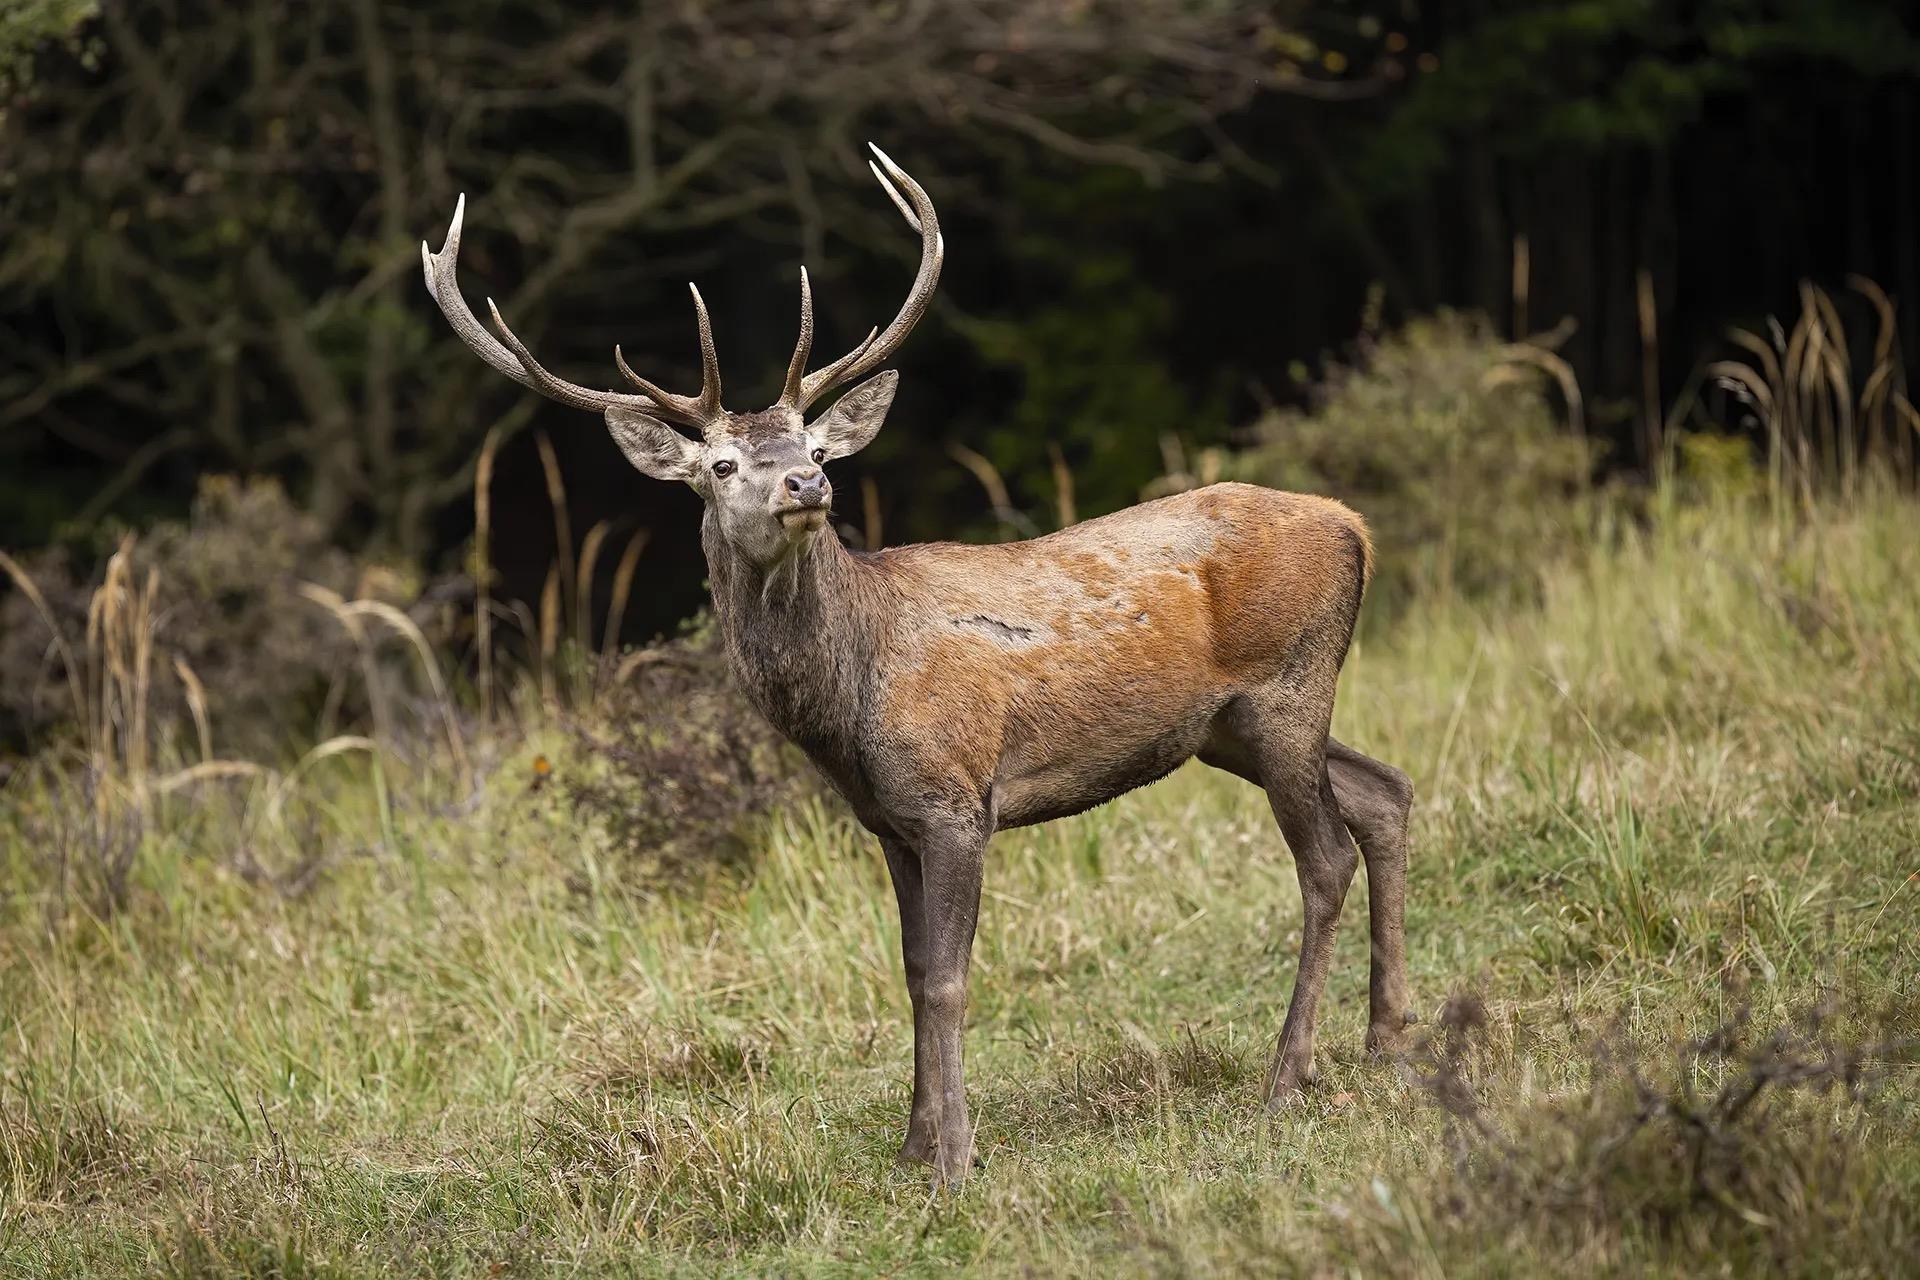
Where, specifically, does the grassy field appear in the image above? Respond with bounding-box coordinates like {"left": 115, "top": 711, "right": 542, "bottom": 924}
{"left": 3, "top": 486, "right": 1918, "bottom": 1277}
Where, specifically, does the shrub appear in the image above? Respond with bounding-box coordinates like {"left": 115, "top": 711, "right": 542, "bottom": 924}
{"left": 1230, "top": 311, "right": 1598, "bottom": 609}
{"left": 1322, "top": 995, "right": 1919, "bottom": 1277}
{"left": 561, "top": 614, "right": 819, "bottom": 887}
{"left": 0, "top": 475, "right": 458, "bottom": 756}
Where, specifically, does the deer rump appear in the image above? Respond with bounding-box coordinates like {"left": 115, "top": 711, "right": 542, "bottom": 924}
{"left": 843, "top": 483, "right": 1372, "bottom": 832}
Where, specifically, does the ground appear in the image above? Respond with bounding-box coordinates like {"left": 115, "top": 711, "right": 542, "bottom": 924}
{"left": 3, "top": 490, "right": 1917, "bottom": 1276}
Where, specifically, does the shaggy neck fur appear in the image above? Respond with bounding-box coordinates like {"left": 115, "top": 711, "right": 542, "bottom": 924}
{"left": 701, "top": 512, "right": 886, "bottom": 796}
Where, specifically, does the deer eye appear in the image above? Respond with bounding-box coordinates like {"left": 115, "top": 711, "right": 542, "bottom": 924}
{"left": 810, "top": 447, "right": 826, "bottom": 465}
{"left": 711, "top": 459, "right": 736, "bottom": 478}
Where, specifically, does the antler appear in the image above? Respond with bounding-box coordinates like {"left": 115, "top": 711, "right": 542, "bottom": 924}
{"left": 779, "top": 143, "right": 943, "bottom": 412}
{"left": 421, "top": 195, "right": 724, "bottom": 434}
{"left": 425, "top": 142, "right": 939, "bottom": 428}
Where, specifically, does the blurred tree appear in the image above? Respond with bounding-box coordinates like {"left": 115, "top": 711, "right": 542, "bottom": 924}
{"left": 1363, "top": 0, "right": 1918, "bottom": 181}
{"left": 11, "top": 0, "right": 1915, "bottom": 644}
{"left": 0, "top": 0, "right": 1323, "bottom": 561}
{"left": 0, "top": 1, "right": 95, "bottom": 106}
{"left": 1297, "top": 0, "right": 1920, "bottom": 442}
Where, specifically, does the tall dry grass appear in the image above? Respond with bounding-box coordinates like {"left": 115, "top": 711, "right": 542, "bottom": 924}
{"left": 1706, "top": 276, "right": 1920, "bottom": 508}
{"left": 0, "top": 527, "right": 481, "bottom": 917}
{"left": 469, "top": 429, "right": 652, "bottom": 719}
{"left": 0, "top": 539, "right": 269, "bottom": 914}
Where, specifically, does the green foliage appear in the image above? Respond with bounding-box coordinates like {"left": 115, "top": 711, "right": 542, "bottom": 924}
{"left": 0, "top": 0, "right": 1288, "bottom": 556}
{"left": 1231, "top": 311, "right": 1597, "bottom": 608}
{"left": 0, "top": 0, "right": 93, "bottom": 106}
{"left": 965, "top": 247, "right": 1199, "bottom": 515}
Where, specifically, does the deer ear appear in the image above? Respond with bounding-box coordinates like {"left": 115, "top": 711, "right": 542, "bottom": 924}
{"left": 813, "top": 370, "right": 897, "bottom": 460}
{"left": 605, "top": 407, "right": 701, "bottom": 482}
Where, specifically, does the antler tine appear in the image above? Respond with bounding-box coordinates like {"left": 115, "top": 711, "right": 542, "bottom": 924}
{"left": 612, "top": 285, "right": 724, "bottom": 430}
{"left": 792, "top": 144, "right": 943, "bottom": 411}
{"left": 483, "top": 298, "right": 629, "bottom": 416}
{"left": 422, "top": 195, "right": 586, "bottom": 408}
{"left": 421, "top": 195, "right": 721, "bottom": 431}
{"left": 799, "top": 326, "right": 879, "bottom": 403}
{"left": 688, "top": 283, "right": 723, "bottom": 418}
{"left": 614, "top": 343, "right": 703, "bottom": 420}
{"left": 868, "top": 160, "right": 921, "bottom": 233}
{"left": 778, "top": 268, "right": 815, "bottom": 408}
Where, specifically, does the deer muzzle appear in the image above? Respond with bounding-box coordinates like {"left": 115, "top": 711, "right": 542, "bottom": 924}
{"left": 782, "top": 467, "right": 830, "bottom": 509}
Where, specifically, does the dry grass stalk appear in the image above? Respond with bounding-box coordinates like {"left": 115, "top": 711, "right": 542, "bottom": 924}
{"left": 535, "top": 431, "right": 575, "bottom": 635}
{"left": 1511, "top": 232, "right": 1530, "bottom": 337}
{"left": 1637, "top": 266, "right": 1661, "bottom": 467}
{"left": 153, "top": 761, "right": 270, "bottom": 794}
{"left": 949, "top": 443, "right": 1039, "bottom": 537}
{"left": 1048, "top": 442, "right": 1077, "bottom": 527}
{"left": 172, "top": 657, "right": 212, "bottom": 763}
{"left": 474, "top": 425, "right": 503, "bottom": 720}
{"left": 539, "top": 564, "right": 562, "bottom": 707}
{"left": 860, "top": 475, "right": 884, "bottom": 551}
{"left": 600, "top": 529, "right": 650, "bottom": 685}
{"left": 575, "top": 520, "right": 612, "bottom": 661}
{"left": 4, "top": 536, "right": 280, "bottom": 913}
{"left": 296, "top": 582, "right": 389, "bottom": 750}
{"left": 1143, "top": 432, "right": 1225, "bottom": 500}
{"left": 0, "top": 548, "right": 86, "bottom": 725}
{"left": 1493, "top": 340, "right": 1585, "bottom": 441}
{"left": 299, "top": 589, "right": 471, "bottom": 791}
{"left": 267, "top": 735, "right": 379, "bottom": 823}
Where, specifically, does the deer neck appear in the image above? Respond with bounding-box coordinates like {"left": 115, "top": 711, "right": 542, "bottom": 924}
{"left": 702, "top": 514, "right": 883, "bottom": 778}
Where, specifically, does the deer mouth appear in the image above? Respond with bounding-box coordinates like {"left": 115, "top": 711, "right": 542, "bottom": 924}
{"left": 777, "top": 506, "right": 829, "bottom": 531}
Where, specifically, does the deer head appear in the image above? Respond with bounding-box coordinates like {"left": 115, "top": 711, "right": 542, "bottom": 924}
{"left": 421, "top": 144, "right": 942, "bottom": 568}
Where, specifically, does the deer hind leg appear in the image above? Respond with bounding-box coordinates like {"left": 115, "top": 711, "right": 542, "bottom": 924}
{"left": 1326, "top": 738, "right": 1416, "bottom": 1055}
{"left": 880, "top": 837, "right": 939, "bottom": 1166}
{"left": 1202, "top": 729, "right": 1416, "bottom": 1062}
{"left": 1214, "top": 697, "right": 1360, "bottom": 1104}
{"left": 1263, "top": 759, "right": 1360, "bottom": 1102}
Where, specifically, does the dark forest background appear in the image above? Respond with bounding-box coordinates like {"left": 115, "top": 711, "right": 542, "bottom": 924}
{"left": 5, "top": 0, "right": 1919, "bottom": 640}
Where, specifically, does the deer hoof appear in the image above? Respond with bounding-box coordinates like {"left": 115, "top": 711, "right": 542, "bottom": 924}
{"left": 931, "top": 1157, "right": 973, "bottom": 1190}
{"left": 1366, "top": 1019, "right": 1414, "bottom": 1057}
{"left": 1263, "top": 1063, "right": 1317, "bottom": 1108}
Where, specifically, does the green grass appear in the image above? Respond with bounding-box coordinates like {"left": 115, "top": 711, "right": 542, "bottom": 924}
{"left": 3, "top": 487, "right": 1918, "bottom": 1276}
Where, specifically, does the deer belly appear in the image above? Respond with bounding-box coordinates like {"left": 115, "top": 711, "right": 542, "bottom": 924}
{"left": 991, "top": 689, "right": 1225, "bottom": 828}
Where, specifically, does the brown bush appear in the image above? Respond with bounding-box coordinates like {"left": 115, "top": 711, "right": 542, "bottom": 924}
{"left": 1325, "top": 994, "right": 1919, "bottom": 1277}
{"left": 1230, "top": 311, "right": 1599, "bottom": 610}
{"left": 0, "top": 475, "right": 460, "bottom": 757}
{"left": 561, "top": 614, "right": 820, "bottom": 887}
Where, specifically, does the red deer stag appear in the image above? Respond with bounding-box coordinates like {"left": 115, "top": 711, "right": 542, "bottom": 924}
{"left": 423, "top": 145, "right": 1415, "bottom": 1185}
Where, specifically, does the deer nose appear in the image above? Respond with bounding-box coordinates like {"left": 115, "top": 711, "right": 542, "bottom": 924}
{"left": 783, "top": 467, "right": 829, "bottom": 506}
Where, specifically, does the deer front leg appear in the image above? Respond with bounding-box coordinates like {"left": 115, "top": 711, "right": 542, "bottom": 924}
{"left": 880, "top": 836, "right": 939, "bottom": 1166}
{"left": 915, "top": 818, "right": 987, "bottom": 1187}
